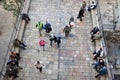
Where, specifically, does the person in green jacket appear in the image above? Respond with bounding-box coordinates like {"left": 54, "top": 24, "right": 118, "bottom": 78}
{"left": 36, "top": 21, "right": 43, "bottom": 36}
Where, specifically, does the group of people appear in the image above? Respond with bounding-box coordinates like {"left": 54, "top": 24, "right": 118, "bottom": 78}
{"left": 36, "top": 21, "right": 52, "bottom": 37}
{"left": 4, "top": 1, "right": 100, "bottom": 78}
{"left": 4, "top": 13, "right": 30, "bottom": 79}
{"left": 92, "top": 48, "right": 108, "bottom": 78}
{"left": 5, "top": 52, "right": 22, "bottom": 79}
{"left": 5, "top": 38, "right": 27, "bottom": 79}
{"left": 77, "top": 1, "right": 97, "bottom": 21}
{"left": 38, "top": 16, "right": 76, "bottom": 50}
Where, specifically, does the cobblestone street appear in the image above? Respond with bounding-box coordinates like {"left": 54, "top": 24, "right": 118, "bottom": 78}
{"left": 1, "top": 0, "right": 120, "bottom": 80}
{"left": 16, "top": 0, "right": 97, "bottom": 80}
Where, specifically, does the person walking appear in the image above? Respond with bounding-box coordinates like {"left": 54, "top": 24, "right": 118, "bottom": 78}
{"left": 36, "top": 21, "right": 43, "bottom": 36}
{"left": 55, "top": 36, "right": 61, "bottom": 48}
{"left": 63, "top": 25, "right": 71, "bottom": 38}
{"left": 39, "top": 39, "right": 46, "bottom": 51}
{"left": 44, "top": 21, "right": 52, "bottom": 33}
{"left": 77, "top": 8, "right": 84, "bottom": 21}
{"left": 49, "top": 34, "right": 56, "bottom": 47}
{"left": 69, "top": 16, "right": 75, "bottom": 28}
{"left": 82, "top": 1, "right": 87, "bottom": 10}
{"left": 34, "top": 61, "right": 43, "bottom": 72}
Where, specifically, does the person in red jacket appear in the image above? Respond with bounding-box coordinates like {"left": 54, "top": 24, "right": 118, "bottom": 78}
{"left": 39, "top": 40, "right": 46, "bottom": 51}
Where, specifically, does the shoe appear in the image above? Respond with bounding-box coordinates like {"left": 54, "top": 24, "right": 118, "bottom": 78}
{"left": 95, "top": 75, "right": 99, "bottom": 78}
{"left": 15, "top": 75, "right": 19, "bottom": 77}
{"left": 91, "top": 40, "right": 95, "bottom": 42}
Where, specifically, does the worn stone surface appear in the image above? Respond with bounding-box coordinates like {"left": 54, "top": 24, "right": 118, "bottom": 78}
{"left": 16, "top": 0, "right": 97, "bottom": 80}
{"left": 99, "top": 0, "right": 120, "bottom": 31}
{"left": 0, "top": 5, "right": 16, "bottom": 72}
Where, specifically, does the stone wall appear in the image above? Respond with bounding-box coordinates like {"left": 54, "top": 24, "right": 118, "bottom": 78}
{"left": 105, "top": 30, "right": 120, "bottom": 43}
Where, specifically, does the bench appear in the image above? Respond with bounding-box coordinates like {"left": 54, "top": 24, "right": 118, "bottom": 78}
{"left": 14, "top": 0, "right": 31, "bottom": 54}
{"left": 4, "top": 0, "right": 31, "bottom": 80}
{"left": 90, "top": 0, "right": 108, "bottom": 79}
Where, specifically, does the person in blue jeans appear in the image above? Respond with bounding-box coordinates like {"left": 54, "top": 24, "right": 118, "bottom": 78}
{"left": 92, "top": 58, "right": 105, "bottom": 71}
{"left": 13, "top": 38, "right": 27, "bottom": 50}
{"left": 95, "top": 66, "right": 107, "bottom": 78}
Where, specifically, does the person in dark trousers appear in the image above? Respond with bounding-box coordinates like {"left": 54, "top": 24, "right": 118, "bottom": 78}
{"left": 92, "top": 58, "right": 105, "bottom": 71}
{"left": 63, "top": 25, "right": 71, "bottom": 38}
{"left": 77, "top": 8, "right": 84, "bottom": 21}
{"left": 93, "top": 48, "right": 103, "bottom": 60}
{"left": 39, "top": 40, "right": 46, "bottom": 51}
{"left": 44, "top": 21, "right": 52, "bottom": 33}
{"left": 55, "top": 36, "right": 61, "bottom": 48}
{"left": 95, "top": 66, "right": 107, "bottom": 78}
{"left": 10, "top": 52, "right": 20, "bottom": 60}
{"left": 5, "top": 67, "right": 18, "bottom": 78}
{"left": 49, "top": 34, "right": 56, "bottom": 47}
{"left": 90, "top": 26, "right": 100, "bottom": 42}
{"left": 21, "top": 13, "right": 30, "bottom": 23}
{"left": 34, "top": 61, "right": 43, "bottom": 72}
{"left": 90, "top": 26, "right": 99, "bottom": 35}
{"left": 69, "top": 16, "right": 75, "bottom": 28}
{"left": 36, "top": 21, "right": 43, "bottom": 36}
{"left": 13, "top": 38, "right": 27, "bottom": 50}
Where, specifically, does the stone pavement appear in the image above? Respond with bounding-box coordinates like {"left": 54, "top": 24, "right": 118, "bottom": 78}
{"left": 0, "top": 5, "right": 16, "bottom": 73}
{"left": 17, "top": 0, "right": 97, "bottom": 80}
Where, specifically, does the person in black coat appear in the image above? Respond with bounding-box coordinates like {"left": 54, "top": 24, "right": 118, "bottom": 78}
{"left": 44, "top": 21, "right": 52, "bottom": 33}
{"left": 77, "top": 8, "right": 84, "bottom": 21}
{"left": 21, "top": 13, "right": 30, "bottom": 23}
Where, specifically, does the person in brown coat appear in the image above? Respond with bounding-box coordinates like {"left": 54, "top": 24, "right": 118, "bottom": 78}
{"left": 13, "top": 38, "right": 27, "bottom": 50}
{"left": 10, "top": 52, "right": 20, "bottom": 60}
{"left": 82, "top": 1, "right": 87, "bottom": 10}
{"left": 63, "top": 25, "right": 71, "bottom": 38}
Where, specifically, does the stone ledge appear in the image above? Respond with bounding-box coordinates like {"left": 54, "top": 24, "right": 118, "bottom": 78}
{"left": 90, "top": 0, "right": 109, "bottom": 80}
